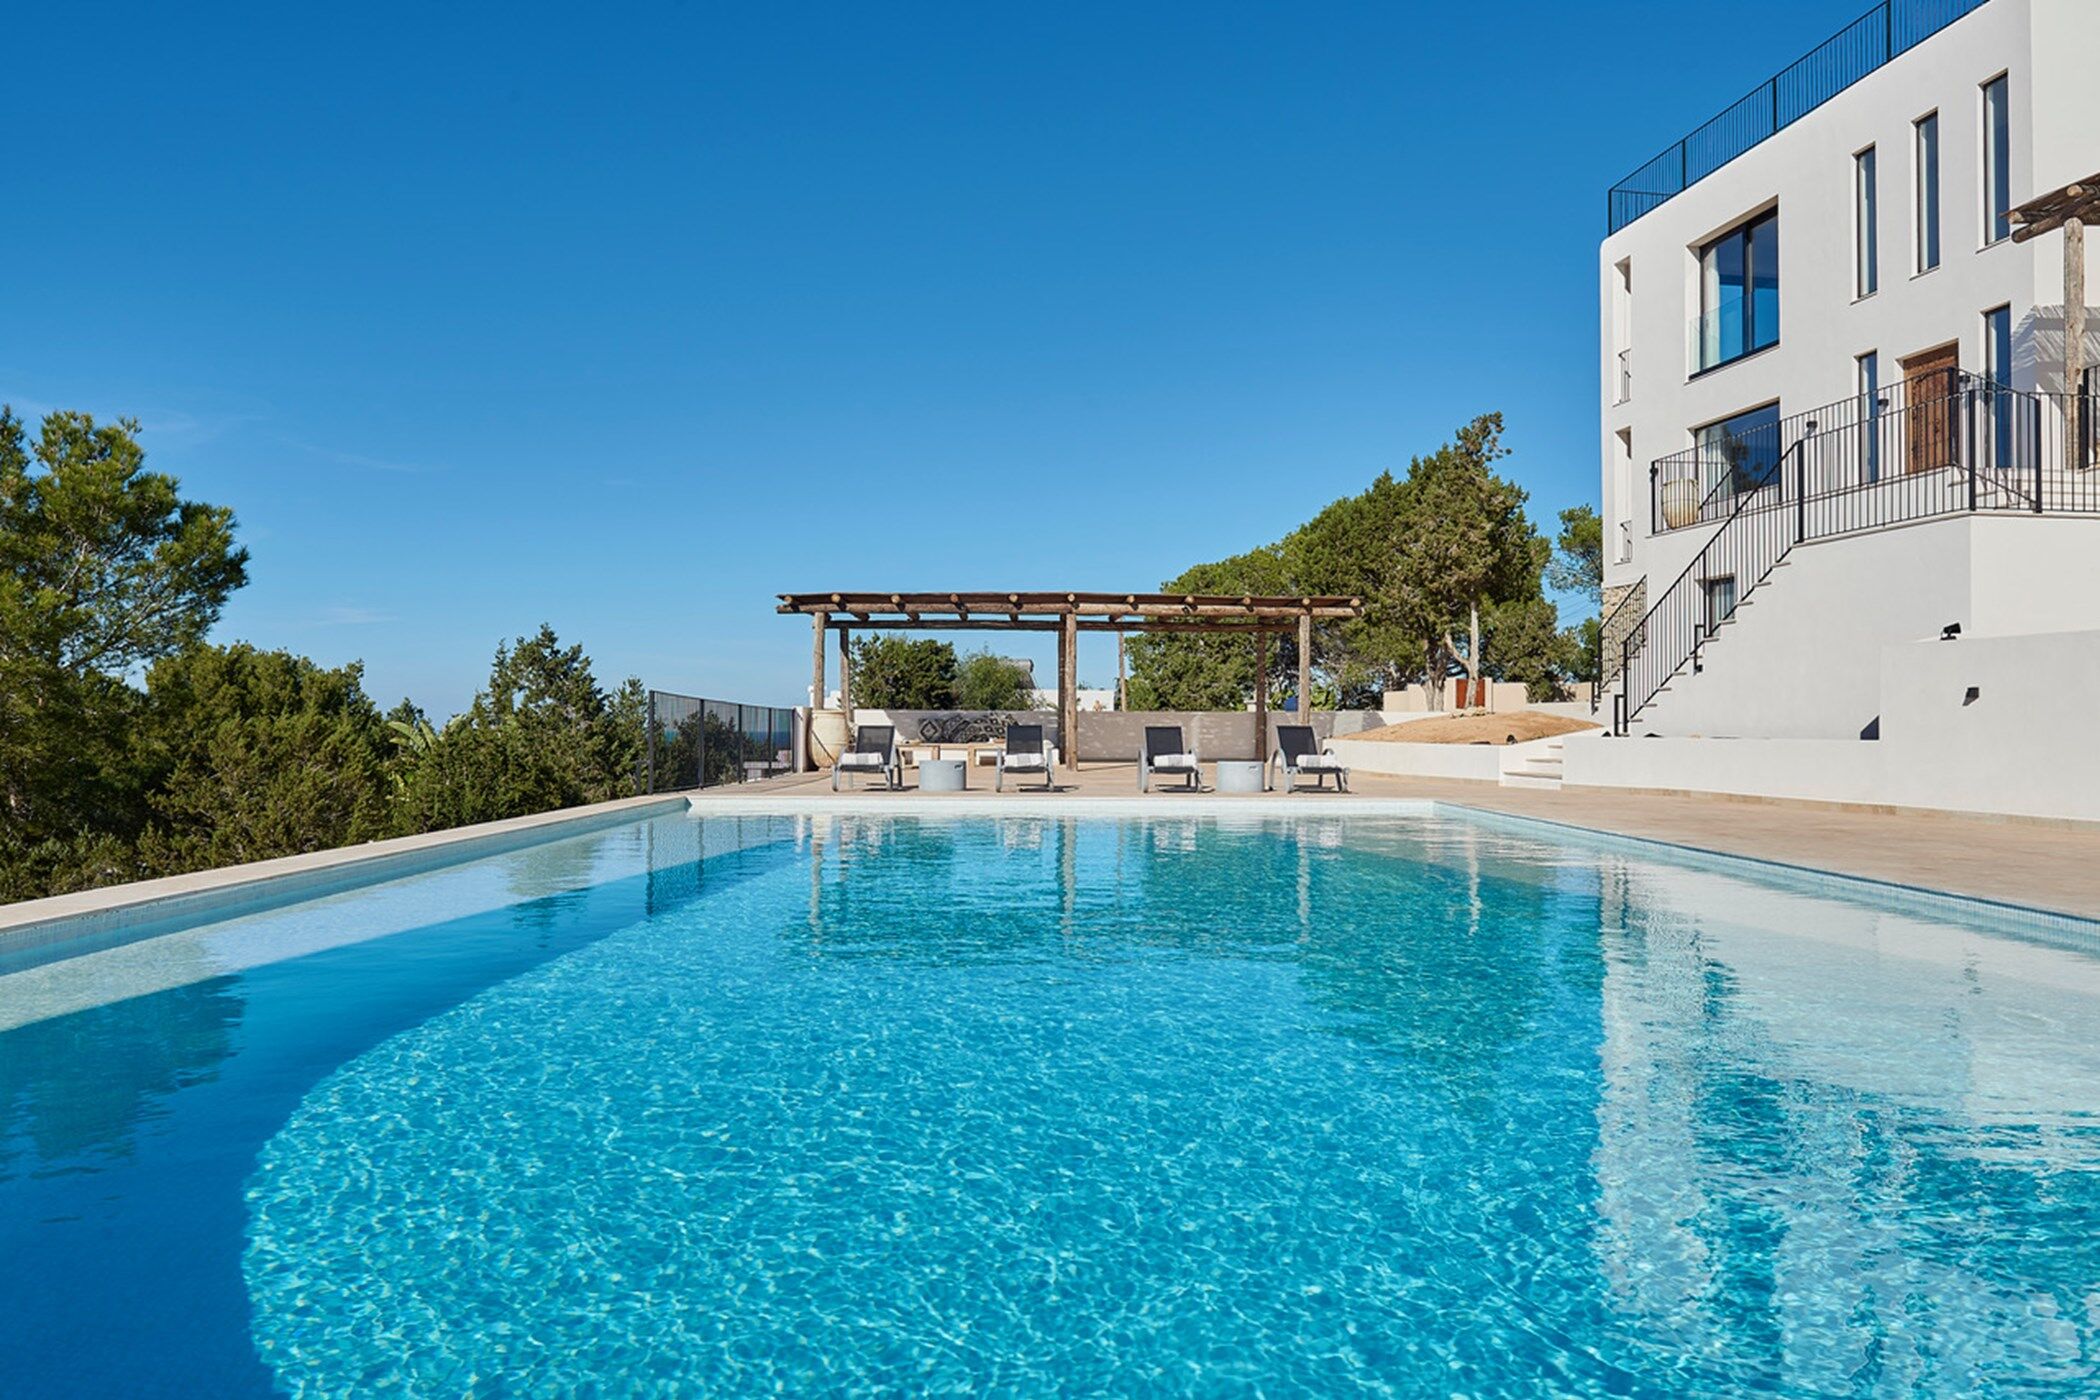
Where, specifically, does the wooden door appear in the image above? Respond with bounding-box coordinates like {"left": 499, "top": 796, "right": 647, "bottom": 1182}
{"left": 1901, "top": 342, "right": 1960, "bottom": 475}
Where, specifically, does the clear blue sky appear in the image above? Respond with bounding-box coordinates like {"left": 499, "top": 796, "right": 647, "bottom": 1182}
{"left": 5, "top": 0, "right": 1857, "bottom": 714}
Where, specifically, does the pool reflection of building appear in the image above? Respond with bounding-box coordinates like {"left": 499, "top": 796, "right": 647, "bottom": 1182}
{"left": 1591, "top": 857, "right": 2100, "bottom": 1387}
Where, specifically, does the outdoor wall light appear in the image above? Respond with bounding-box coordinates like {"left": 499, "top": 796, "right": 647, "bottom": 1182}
{"left": 1941, "top": 622, "right": 1962, "bottom": 641}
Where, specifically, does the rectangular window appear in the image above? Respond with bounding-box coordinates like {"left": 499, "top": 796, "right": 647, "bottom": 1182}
{"left": 1695, "top": 402, "right": 1783, "bottom": 499}
{"left": 1612, "top": 259, "right": 1633, "bottom": 404}
{"left": 1915, "top": 113, "right": 1941, "bottom": 272}
{"left": 1983, "top": 75, "right": 2011, "bottom": 245}
{"left": 1855, "top": 147, "right": 1878, "bottom": 297}
{"left": 1694, "top": 209, "right": 1780, "bottom": 372}
{"left": 1857, "top": 351, "right": 1881, "bottom": 482}
{"left": 1614, "top": 428, "right": 1635, "bottom": 559}
{"left": 1984, "top": 304, "right": 2014, "bottom": 468}
{"left": 1702, "top": 576, "right": 1738, "bottom": 639}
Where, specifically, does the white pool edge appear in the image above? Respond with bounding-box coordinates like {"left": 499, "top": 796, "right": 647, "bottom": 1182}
{"left": 0, "top": 793, "right": 688, "bottom": 958}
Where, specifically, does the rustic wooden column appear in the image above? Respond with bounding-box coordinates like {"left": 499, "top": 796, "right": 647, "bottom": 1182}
{"left": 1060, "top": 610, "right": 1080, "bottom": 770}
{"left": 1296, "top": 611, "right": 1313, "bottom": 720}
{"left": 807, "top": 611, "right": 829, "bottom": 771}
{"left": 1253, "top": 629, "right": 1269, "bottom": 765}
{"left": 837, "top": 627, "right": 853, "bottom": 725}
{"left": 1116, "top": 631, "right": 1126, "bottom": 712}
{"left": 2070, "top": 215, "right": 2087, "bottom": 467}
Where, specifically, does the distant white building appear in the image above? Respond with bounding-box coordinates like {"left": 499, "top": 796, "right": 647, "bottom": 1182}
{"left": 1596, "top": 0, "right": 2100, "bottom": 751}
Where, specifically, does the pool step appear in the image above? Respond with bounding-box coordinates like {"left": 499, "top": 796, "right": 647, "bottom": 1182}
{"left": 1498, "top": 739, "right": 1566, "bottom": 791}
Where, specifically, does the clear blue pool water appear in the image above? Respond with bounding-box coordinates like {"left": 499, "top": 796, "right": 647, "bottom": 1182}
{"left": 5, "top": 808, "right": 2100, "bottom": 1397}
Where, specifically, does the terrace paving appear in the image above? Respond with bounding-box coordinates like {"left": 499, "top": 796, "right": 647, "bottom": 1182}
{"left": 706, "top": 763, "right": 2100, "bottom": 923}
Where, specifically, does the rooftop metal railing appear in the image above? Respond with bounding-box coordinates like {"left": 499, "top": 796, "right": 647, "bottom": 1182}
{"left": 1607, "top": 0, "right": 1991, "bottom": 234}
{"left": 644, "top": 691, "right": 799, "bottom": 792}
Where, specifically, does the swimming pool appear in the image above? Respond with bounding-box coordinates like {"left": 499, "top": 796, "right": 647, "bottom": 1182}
{"left": 4, "top": 804, "right": 2099, "bottom": 1396}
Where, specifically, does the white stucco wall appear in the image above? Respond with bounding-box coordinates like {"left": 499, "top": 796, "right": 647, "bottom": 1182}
{"left": 1569, "top": 626, "right": 2100, "bottom": 823}
{"left": 1876, "top": 627, "right": 2100, "bottom": 820}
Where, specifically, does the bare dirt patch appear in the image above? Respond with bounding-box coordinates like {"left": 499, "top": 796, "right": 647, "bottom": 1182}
{"left": 1347, "top": 711, "right": 1600, "bottom": 746}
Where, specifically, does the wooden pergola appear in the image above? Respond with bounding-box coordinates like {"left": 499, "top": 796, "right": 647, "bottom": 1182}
{"left": 779, "top": 591, "right": 1365, "bottom": 770}
{"left": 2010, "top": 169, "right": 2100, "bottom": 465}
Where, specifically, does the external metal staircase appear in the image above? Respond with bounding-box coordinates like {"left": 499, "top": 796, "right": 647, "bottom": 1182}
{"left": 1605, "top": 376, "right": 2097, "bottom": 735}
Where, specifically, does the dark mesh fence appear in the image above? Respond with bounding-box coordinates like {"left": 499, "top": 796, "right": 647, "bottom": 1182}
{"left": 645, "top": 691, "right": 798, "bottom": 792}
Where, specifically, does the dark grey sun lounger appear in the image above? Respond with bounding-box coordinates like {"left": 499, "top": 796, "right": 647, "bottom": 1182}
{"left": 1273, "top": 725, "right": 1348, "bottom": 793}
{"left": 1139, "top": 725, "right": 1201, "bottom": 792}
{"left": 832, "top": 724, "right": 901, "bottom": 791}
{"left": 995, "top": 723, "right": 1053, "bottom": 792}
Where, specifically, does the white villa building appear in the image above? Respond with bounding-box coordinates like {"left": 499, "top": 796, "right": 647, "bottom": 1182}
{"left": 1578, "top": 0, "right": 2100, "bottom": 820}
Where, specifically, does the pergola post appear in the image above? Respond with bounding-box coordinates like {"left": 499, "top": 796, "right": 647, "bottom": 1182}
{"left": 807, "top": 611, "right": 829, "bottom": 771}
{"left": 1253, "top": 629, "right": 1269, "bottom": 766}
{"left": 1060, "top": 611, "right": 1080, "bottom": 771}
{"left": 1296, "top": 610, "right": 1313, "bottom": 720}
{"left": 837, "top": 627, "right": 853, "bottom": 725}
{"left": 2010, "top": 173, "right": 2099, "bottom": 468}
{"left": 2070, "top": 214, "right": 2087, "bottom": 467}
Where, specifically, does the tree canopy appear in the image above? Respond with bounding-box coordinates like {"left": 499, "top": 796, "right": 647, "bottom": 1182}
{"left": 0, "top": 404, "right": 655, "bottom": 901}
{"left": 851, "top": 637, "right": 1036, "bottom": 711}
{"left": 1127, "top": 413, "right": 1596, "bottom": 710}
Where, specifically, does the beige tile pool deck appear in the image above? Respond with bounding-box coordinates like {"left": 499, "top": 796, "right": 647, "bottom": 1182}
{"left": 708, "top": 763, "right": 2100, "bottom": 923}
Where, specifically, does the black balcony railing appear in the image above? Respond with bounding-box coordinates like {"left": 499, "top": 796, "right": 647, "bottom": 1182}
{"left": 1614, "top": 379, "right": 2100, "bottom": 733}
{"left": 1607, "top": 0, "right": 1991, "bottom": 234}
{"left": 1651, "top": 372, "right": 1978, "bottom": 534}
{"left": 645, "top": 690, "right": 799, "bottom": 792}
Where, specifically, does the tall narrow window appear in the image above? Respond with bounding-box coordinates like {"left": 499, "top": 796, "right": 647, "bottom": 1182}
{"left": 1983, "top": 75, "right": 2011, "bottom": 245}
{"left": 1612, "top": 259, "right": 1633, "bottom": 403}
{"left": 1985, "top": 304, "right": 2014, "bottom": 468}
{"left": 1614, "top": 428, "right": 1635, "bottom": 559}
{"left": 1915, "top": 112, "right": 1941, "bottom": 272}
{"left": 1854, "top": 146, "right": 1878, "bottom": 297}
{"left": 1695, "top": 209, "right": 1780, "bottom": 372}
{"left": 1857, "top": 351, "right": 1881, "bottom": 482}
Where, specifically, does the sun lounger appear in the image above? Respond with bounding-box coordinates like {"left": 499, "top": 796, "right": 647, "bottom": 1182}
{"left": 1273, "top": 725, "right": 1348, "bottom": 793}
{"left": 995, "top": 724, "right": 1054, "bottom": 792}
{"left": 1139, "top": 725, "right": 1201, "bottom": 792}
{"left": 832, "top": 724, "right": 901, "bottom": 791}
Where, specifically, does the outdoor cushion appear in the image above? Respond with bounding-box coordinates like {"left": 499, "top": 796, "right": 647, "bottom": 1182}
{"left": 1152, "top": 754, "right": 1198, "bottom": 769}
{"left": 1002, "top": 752, "right": 1047, "bottom": 768}
{"left": 1296, "top": 753, "right": 1344, "bottom": 769}
{"left": 838, "top": 752, "right": 886, "bottom": 768}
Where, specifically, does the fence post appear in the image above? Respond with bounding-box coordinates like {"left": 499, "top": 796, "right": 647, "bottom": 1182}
{"left": 2034, "top": 394, "right": 2045, "bottom": 512}
{"left": 645, "top": 691, "right": 659, "bottom": 794}
{"left": 1794, "top": 444, "right": 1806, "bottom": 542}
{"left": 1617, "top": 636, "right": 1631, "bottom": 734}
{"left": 1965, "top": 387, "right": 1978, "bottom": 512}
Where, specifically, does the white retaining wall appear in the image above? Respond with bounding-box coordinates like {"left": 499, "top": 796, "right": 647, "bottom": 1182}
{"left": 1572, "top": 626, "right": 2100, "bottom": 823}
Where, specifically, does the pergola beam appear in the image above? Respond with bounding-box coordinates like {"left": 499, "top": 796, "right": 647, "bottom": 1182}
{"left": 785, "top": 590, "right": 1367, "bottom": 773}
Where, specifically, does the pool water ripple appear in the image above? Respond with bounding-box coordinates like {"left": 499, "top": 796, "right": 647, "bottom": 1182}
{"left": 222, "top": 815, "right": 2100, "bottom": 1394}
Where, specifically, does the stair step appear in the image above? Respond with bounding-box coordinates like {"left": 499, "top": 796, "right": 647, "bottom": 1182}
{"left": 1499, "top": 772, "right": 1563, "bottom": 791}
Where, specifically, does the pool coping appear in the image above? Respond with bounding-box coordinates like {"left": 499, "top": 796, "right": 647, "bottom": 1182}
{"left": 693, "top": 791, "right": 2100, "bottom": 937}
{"left": 5, "top": 789, "right": 2093, "bottom": 969}
{"left": 0, "top": 794, "right": 688, "bottom": 959}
